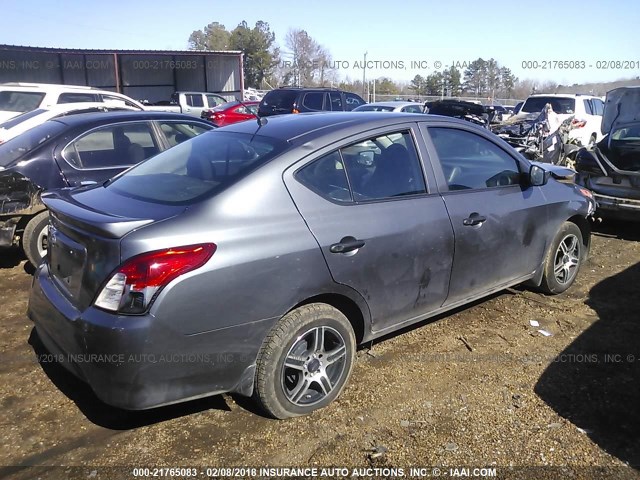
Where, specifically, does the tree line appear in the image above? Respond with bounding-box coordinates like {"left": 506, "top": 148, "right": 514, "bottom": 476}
{"left": 188, "top": 20, "right": 634, "bottom": 99}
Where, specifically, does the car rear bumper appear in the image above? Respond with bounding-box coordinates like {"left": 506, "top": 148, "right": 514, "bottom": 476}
{"left": 593, "top": 192, "right": 640, "bottom": 221}
{"left": 28, "top": 263, "right": 276, "bottom": 409}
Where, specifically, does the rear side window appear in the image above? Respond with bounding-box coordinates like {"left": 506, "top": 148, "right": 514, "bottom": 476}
{"left": 297, "top": 130, "right": 426, "bottom": 203}
{"left": 344, "top": 93, "right": 366, "bottom": 111}
{"left": 591, "top": 98, "right": 604, "bottom": 116}
{"left": 62, "top": 122, "right": 159, "bottom": 169}
{"left": 329, "top": 92, "right": 343, "bottom": 111}
{"left": 107, "top": 131, "right": 288, "bottom": 204}
{"left": 158, "top": 121, "right": 212, "bottom": 147}
{"left": 0, "top": 91, "right": 45, "bottom": 113}
{"left": 302, "top": 92, "right": 324, "bottom": 111}
{"left": 259, "top": 90, "right": 298, "bottom": 114}
{"left": 402, "top": 105, "right": 423, "bottom": 113}
{"left": 58, "top": 93, "right": 99, "bottom": 103}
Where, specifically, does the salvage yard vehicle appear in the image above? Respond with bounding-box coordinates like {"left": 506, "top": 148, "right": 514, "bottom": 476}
{"left": 425, "top": 99, "right": 497, "bottom": 128}
{"left": 143, "top": 92, "right": 229, "bottom": 118}
{"left": 0, "top": 111, "right": 213, "bottom": 265}
{"left": 518, "top": 94, "right": 604, "bottom": 147}
{"left": 353, "top": 101, "right": 425, "bottom": 113}
{"left": 28, "top": 112, "right": 594, "bottom": 419}
{"left": 0, "top": 102, "right": 140, "bottom": 144}
{"left": 258, "top": 87, "right": 366, "bottom": 116}
{"left": 201, "top": 100, "right": 259, "bottom": 127}
{"left": 575, "top": 86, "right": 640, "bottom": 221}
{"left": 0, "top": 83, "right": 145, "bottom": 123}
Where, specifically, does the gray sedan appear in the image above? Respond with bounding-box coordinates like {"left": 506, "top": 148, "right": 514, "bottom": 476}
{"left": 28, "top": 112, "right": 594, "bottom": 418}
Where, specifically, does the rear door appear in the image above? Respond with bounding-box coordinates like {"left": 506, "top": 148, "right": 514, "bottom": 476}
{"left": 421, "top": 123, "right": 550, "bottom": 306}
{"left": 284, "top": 125, "right": 454, "bottom": 333}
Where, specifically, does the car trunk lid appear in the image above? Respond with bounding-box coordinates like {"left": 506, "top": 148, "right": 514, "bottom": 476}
{"left": 42, "top": 185, "right": 186, "bottom": 310}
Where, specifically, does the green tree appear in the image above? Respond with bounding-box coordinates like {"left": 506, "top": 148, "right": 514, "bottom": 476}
{"left": 188, "top": 22, "right": 230, "bottom": 50}
{"left": 229, "top": 21, "right": 280, "bottom": 88}
{"left": 446, "top": 66, "right": 462, "bottom": 96}
{"left": 376, "top": 77, "right": 399, "bottom": 95}
{"left": 425, "top": 72, "right": 443, "bottom": 95}
{"left": 499, "top": 67, "right": 517, "bottom": 97}
{"left": 463, "top": 58, "right": 488, "bottom": 96}
{"left": 409, "top": 74, "right": 426, "bottom": 96}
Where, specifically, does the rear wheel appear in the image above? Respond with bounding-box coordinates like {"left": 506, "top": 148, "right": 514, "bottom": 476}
{"left": 22, "top": 211, "right": 49, "bottom": 266}
{"left": 253, "top": 303, "right": 356, "bottom": 419}
{"left": 540, "top": 222, "right": 583, "bottom": 294}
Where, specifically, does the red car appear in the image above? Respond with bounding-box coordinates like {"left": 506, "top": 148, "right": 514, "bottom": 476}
{"left": 201, "top": 101, "right": 259, "bottom": 127}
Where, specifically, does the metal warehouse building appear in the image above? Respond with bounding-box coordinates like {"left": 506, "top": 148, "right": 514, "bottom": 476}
{"left": 0, "top": 44, "right": 244, "bottom": 103}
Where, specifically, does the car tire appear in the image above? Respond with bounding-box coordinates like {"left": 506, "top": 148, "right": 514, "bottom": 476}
{"left": 22, "top": 211, "right": 49, "bottom": 266}
{"left": 253, "top": 303, "right": 356, "bottom": 419}
{"left": 539, "top": 222, "right": 583, "bottom": 294}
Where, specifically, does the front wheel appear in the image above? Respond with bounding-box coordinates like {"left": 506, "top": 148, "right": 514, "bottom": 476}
{"left": 253, "top": 303, "right": 356, "bottom": 419}
{"left": 540, "top": 222, "right": 584, "bottom": 294}
{"left": 22, "top": 211, "right": 49, "bottom": 266}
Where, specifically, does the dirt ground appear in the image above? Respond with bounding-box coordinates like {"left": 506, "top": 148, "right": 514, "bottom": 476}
{"left": 0, "top": 221, "right": 639, "bottom": 480}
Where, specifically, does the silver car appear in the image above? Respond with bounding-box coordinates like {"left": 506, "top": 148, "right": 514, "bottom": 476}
{"left": 28, "top": 112, "right": 594, "bottom": 418}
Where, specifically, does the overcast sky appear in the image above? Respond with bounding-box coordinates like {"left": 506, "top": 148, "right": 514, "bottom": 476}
{"left": 2, "top": 0, "right": 639, "bottom": 86}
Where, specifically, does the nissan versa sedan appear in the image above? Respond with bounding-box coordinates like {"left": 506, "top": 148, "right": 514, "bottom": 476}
{"left": 28, "top": 112, "right": 594, "bottom": 419}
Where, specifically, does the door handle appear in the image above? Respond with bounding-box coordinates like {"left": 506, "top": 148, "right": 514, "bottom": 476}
{"left": 463, "top": 212, "right": 487, "bottom": 226}
{"left": 330, "top": 236, "right": 365, "bottom": 254}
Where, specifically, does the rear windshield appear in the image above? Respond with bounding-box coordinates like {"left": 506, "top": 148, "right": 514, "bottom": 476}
{"left": 0, "top": 108, "right": 47, "bottom": 129}
{"left": 0, "top": 121, "right": 65, "bottom": 167}
{"left": 259, "top": 90, "right": 298, "bottom": 114}
{"left": 521, "top": 96, "right": 576, "bottom": 114}
{"left": 354, "top": 105, "right": 395, "bottom": 112}
{"left": 106, "top": 130, "right": 289, "bottom": 205}
{"left": 0, "top": 91, "right": 46, "bottom": 113}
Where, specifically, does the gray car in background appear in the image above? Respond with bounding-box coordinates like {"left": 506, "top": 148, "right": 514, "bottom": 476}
{"left": 28, "top": 112, "right": 594, "bottom": 418}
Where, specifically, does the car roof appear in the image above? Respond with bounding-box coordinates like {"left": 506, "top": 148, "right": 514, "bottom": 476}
{"left": 220, "top": 111, "right": 473, "bottom": 143}
{"left": 362, "top": 101, "right": 417, "bottom": 107}
{"left": 527, "top": 93, "right": 599, "bottom": 99}
{"left": 48, "top": 110, "right": 212, "bottom": 127}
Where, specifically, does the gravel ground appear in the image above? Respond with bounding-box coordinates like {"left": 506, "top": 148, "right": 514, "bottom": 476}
{"left": 0, "top": 221, "right": 639, "bottom": 480}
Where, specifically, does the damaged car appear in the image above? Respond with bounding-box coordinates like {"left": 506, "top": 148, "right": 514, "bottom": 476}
{"left": 574, "top": 86, "right": 640, "bottom": 221}
{"left": 0, "top": 111, "right": 212, "bottom": 265}
{"left": 425, "top": 99, "right": 498, "bottom": 128}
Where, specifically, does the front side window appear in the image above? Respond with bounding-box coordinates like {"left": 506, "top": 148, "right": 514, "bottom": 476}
{"left": 62, "top": 122, "right": 159, "bottom": 169}
{"left": 329, "top": 92, "right": 343, "bottom": 111}
{"left": 583, "top": 99, "right": 594, "bottom": 115}
{"left": 206, "top": 95, "right": 226, "bottom": 108}
{"left": 344, "top": 93, "right": 366, "bottom": 111}
{"left": 185, "top": 94, "right": 204, "bottom": 107}
{"left": 428, "top": 127, "right": 521, "bottom": 190}
{"left": 296, "top": 130, "right": 427, "bottom": 202}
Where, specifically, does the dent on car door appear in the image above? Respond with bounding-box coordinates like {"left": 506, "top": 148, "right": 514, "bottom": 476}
{"left": 58, "top": 122, "right": 160, "bottom": 186}
{"left": 284, "top": 127, "right": 454, "bottom": 334}
{"left": 421, "top": 125, "right": 550, "bottom": 306}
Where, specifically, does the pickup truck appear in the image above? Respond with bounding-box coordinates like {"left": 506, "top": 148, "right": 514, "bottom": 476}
{"left": 143, "top": 92, "right": 230, "bottom": 118}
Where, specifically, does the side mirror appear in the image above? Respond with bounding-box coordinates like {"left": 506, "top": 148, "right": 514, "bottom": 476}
{"left": 529, "top": 164, "right": 550, "bottom": 186}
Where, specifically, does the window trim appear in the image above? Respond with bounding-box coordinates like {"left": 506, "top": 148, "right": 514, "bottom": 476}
{"left": 60, "top": 120, "right": 159, "bottom": 171}
{"left": 422, "top": 124, "right": 527, "bottom": 193}
{"left": 293, "top": 126, "right": 432, "bottom": 206}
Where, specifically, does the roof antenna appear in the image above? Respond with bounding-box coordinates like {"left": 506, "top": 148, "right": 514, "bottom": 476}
{"left": 233, "top": 95, "right": 267, "bottom": 128}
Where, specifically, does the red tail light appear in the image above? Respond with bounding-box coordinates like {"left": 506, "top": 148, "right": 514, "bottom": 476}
{"left": 94, "top": 243, "right": 216, "bottom": 314}
{"left": 571, "top": 119, "right": 587, "bottom": 128}
{"left": 292, "top": 108, "right": 300, "bottom": 114}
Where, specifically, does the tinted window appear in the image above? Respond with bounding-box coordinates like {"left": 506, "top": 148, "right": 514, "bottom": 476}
{"left": 58, "top": 93, "right": 99, "bottom": 104}
{"left": 344, "top": 93, "right": 366, "bottom": 111}
{"left": 429, "top": 127, "right": 521, "bottom": 190}
{"left": 185, "top": 94, "right": 204, "bottom": 107}
{"left": 296, "top": 151, "right": 351, "bottom": 202}
{"left": 583, "top": 99, "right": 593, "bottom": 115}
{"left": 159, "top": 121, "right": 212, "bottom": 147}
{"left": 259, "top": 90, "right": 298, "bottom": 114}
{"left": 62, "top": 122, "right": 159, "bottom": 169}
{"left": 0, "top": 91, "right": 45, "bottom": 113}
{"left": 302, "top": 92, "right": 324, "bottom": 110}
{"left": 521, "top": 96, "right": 575, "bottom": 114}
{"left": 329, "top": 92, "right": 343, "bottom": 111}
{"left": 0, "top": 121, "right": 65, "bottom": 167}
{"left": 592, "top": 98, "right": 604, "bottom": 116}
{"left": 343, "top": 131, "right": 426, "bottom": 200}
{"left": 107, "top": 131, "right": 288, "bottom": 205}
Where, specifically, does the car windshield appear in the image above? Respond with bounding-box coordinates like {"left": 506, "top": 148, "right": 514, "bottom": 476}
{"left": 0, "top": 108, "right": 48, "bottom": 130}
{"left": 354, "top": 105, "right": 395, "bottom": 112}
{"left": 106, "top": 130, "right": 289, "bottom": 205}
{"left": 521, "top": 96, "right": 575, "bottom": 114}
{"left": 0, "top": 91, "right": 46, "bottom": 113}
{"left": 0, "top": 120, "right": 65, "bottom": 166}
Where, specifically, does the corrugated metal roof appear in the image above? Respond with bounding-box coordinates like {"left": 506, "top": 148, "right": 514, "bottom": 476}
{"left": 0, "top": 44, "right": 242, "bottom": 55}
